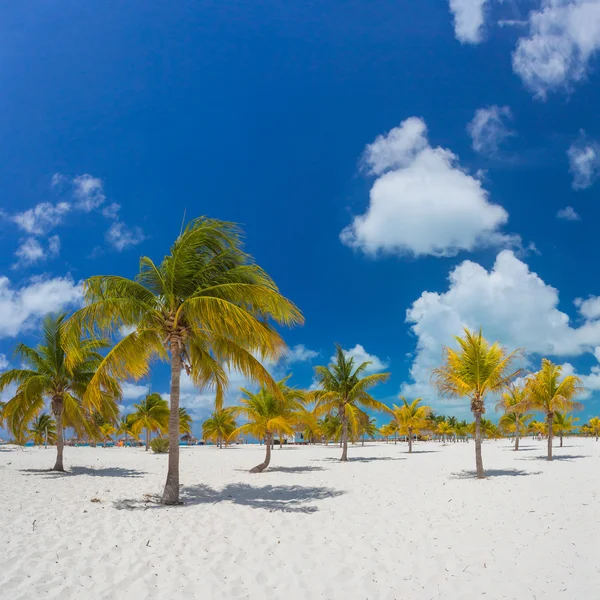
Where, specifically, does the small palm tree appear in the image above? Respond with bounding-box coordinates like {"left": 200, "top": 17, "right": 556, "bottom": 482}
{"left": 553, "top": 411, "right": 579, "bottom": 448}
{"left": 588, "top": 416, "right": 600, "bottom": 441}
{"left": 132, "top": 393, "right": 170, "bottom": 451}
{"left": 358, "top": 414, "right": 378, "bottom": 446}
{"left": 117, "top": 413, "right": 138, "bottom": 445}
{"left": 29, "top": 413, "right": 57, "bottom": 447}
{"left": 432, "top": 328, "right": 522, "bottom": 478}
{"left": 318, "top": 414, "right": 342, "bottom": 445}
{"left": 392, "top": 397, "right": 431, "bottom": 453}
{"left": 528, "top": 420, "right": 547, "bottom": 439}
{"left": 179, "top": 407, "right": 193, "bottom": 436}
{"left": 98, "top": 422, "right": 116, "bottom": 447}
{"left": 437, "top": 421, "right": 454, "bottom": 444}
{"left": 66, "top": 216, "right": 303, "bottom": 504}
{"left": 515, "top": 359, "right": 583, "bottom": 461}
{"left": 0, "top": 314, "right": 121, "bottom": 471}
{"left": 202, "top": 409, "right": 237, "bottom": 448}
{"left": 496, "top": 385, "right": 531, "bottom": 451}
{"left": 230, "top": 384, "right": 299, "bottom": 472}
{"left": 313, "top": 345, "right": 390, "bottom": 461}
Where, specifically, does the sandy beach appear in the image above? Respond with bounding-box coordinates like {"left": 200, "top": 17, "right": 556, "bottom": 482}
{"left": 1, "top": 439, "right": 598, "bottom": 600}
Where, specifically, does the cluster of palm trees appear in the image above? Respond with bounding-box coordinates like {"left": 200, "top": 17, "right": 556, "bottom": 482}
{"left": 0, "top": 217, "right": 595, "bottom": 500}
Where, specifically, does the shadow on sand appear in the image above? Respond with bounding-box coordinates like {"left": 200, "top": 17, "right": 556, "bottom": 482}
{"left": 317, "top": 456, "right": 405, "bottom": 463}
{"left": 451, "top": 468, "right": 542, "bottom": 479}
{"left": 114, "top": 483, "right": 344, "bottom": 513}
{"left": 20, "top": 466, "right": 146, "bottom": 478}
{"left": 519, "top": 454, "right": 588, "bottom": 462}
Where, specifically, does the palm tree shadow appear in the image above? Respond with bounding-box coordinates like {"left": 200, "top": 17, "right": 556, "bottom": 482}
{"left": 260, "top": 466, "right": 326, "bottom": 473}
{"left": 20, "top": 466, "right": 146, "bottom": 478}
{"left": 114, "top": 483, "right": 344, "bottom": 513}
{"left": 316, "top": 456, "right": 405, "bottom": 463}
{"left": 519, "top": 454, "right": 588, "bottom": 462}
{"left": 451, "top": 468, "right": 542, "bottom": 479}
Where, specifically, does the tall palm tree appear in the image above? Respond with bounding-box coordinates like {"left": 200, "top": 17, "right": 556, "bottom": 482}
{"left": 179, "top": 407, "right": 193, "bottom": 436}
{"left": 496, "top": 385, "right": 530, "bottom": 451}
{"left": 516, "top": 359, "right": 583, "bottom": 461}
{"left": 66, "top": 217, "right": 303, "bottom": 504}
{"left": 432, "top": 328, "right": 522, "bottom": 478}
{"left": 202, "top": 409, "right": 237, "bottom": 448}
{"left": 313, "top": 345, "right": 390, "bottom": 461}
{"left": 29, "top": 413, "right": 57, "bottom": 447}
{"left": 117, "top": 413, "right": 138, "bottom": 446}
{"left": 392, "top": 397, "right": 431, "bottom": 453}
{"left": 0, "top": 314, "right": 121, "bottom": 471}
{"left": 132, "top": 393, "right": 170, "bottom": 451}
{"left": 553, "top": 411, "right": 579, "bottom": 448}
{"left": 230, "top": 383, "right": 301, "bottom": 472}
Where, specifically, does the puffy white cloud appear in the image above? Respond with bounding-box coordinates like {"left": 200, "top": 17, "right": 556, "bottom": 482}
{"left": 72, "top": 174, "right": 106, "bottom": 211}
{"left": 513, "top": 0, "right": 600, "bottom": 97}
{"left": 401, "top": 250, "right": 600, "bottom": 409}
{"left": 121, "top": 382, "right": 149, "bottom": 401}
{"left": 0, "top": 275, "right": 83, "bottom": 337}
{"left": 449, "top": 0, "right": 488, "bottom": 44}
{"left": 0, "top": 354, "right": 9, "bottom": 370}
{"left": 12, "top": 202, "right": 70, "bottom": 235}
{"left": 568, "top": 130, "right": 600, "bottom": 189}
{"left": 334, "top": 344, "right": 389, "bottom": 374}
{"left": 556, "top": 206, "right": 581, "bottom": 220}
{"left": 286, "top": 344, "right": 319, "bottom": 363}
{"left": 106, "top": 222, "right": 146, "bottom": 251}
{"left": 101, "top": 202, "right": 121, "bottom": 220}
{"left": 340, "top": 117, "right": 515, "bottom": 257}
{"left": 467, "top": 105, "right": 514, "bottom": 154}
{"left": 13, "top": 235, "right": 61, "bottom": 268}
{"left": 575, "top": 295, "right": 600, "bottom": 319}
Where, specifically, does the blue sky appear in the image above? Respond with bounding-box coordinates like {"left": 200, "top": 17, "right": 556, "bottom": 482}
{"left": 2, "top": 0, "right": 600, "bottom": 434}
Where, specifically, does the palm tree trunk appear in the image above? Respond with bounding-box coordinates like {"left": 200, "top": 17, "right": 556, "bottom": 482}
{"left": 362, "top": 434, "right": 365, "bottom": 447}
{"left": 251, "top": 434, "right": 272, "bottom": 472}
{"left": 341, "top": 414, "right": 348, "bottom": 461}
{"left": 560, "top": 433, "right": 563, "bottom": 447}
{"left": 218, "top": 435, "right": 222, "bottom": 449}
{"left": 162, "top": 342, "right": 182, "bottom": 505}
{"left": 474, "top": 411, "right": 485, "bottom": 479}
{"left": 514, "top": 421, "right": 520, "bottom": 451}
{"left": 408, "top": 429, "right": 413, "bottom": 453}
{"left": 546, "top": 413, "right": 554, "bottom": 461}
{"left": 145, "top": 428, "right": 150, "bottom": 451}
{"left": 52, "top": 408, "right": 65, "bottom": 472}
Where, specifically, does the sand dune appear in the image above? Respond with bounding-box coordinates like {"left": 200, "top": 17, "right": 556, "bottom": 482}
{"left": 1, "top": 439, "right": 598, "bottom": 599}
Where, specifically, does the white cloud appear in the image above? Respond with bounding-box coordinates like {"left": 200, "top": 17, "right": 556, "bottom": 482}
{"left": 513, "top": 0, "right": 600, "bottom": 97}
{"left": 0, "top": 354, "right": 8, "bottom": 370}
{"left": 467, "top": 105, "right": 514, "bottom": 154}
{"left": 0, "top": 275, "right": 83, "bottom": 337}
{"left": 106, "top": 222, "right": 146, "bottom": 251}
{"left": 101, "top": 202, "right": 121, "bottom": 220}
{"left": 449, "top": 0, "right": 489, "bottom": 44}
{"left": 575, "top": 296, "right": 600, "bottom": 319}
{"left": 72, "top": 174, "right": 106, "bottom": 211}
{"left": 340, "top": 117, "right": 515, "bottom": 257}
{"left": 401, "top": 250, "right": 600, "bottom": 409}
{"left": 13, "top": 235, "right": 61, "bottom": 268}
{"left": 286, "top": 344, "right": 319, "bottom": 363}
{"left": 12, "top": 202, "right": 70, "bottom": 235}
{"left": 121, "top": 382, "right": 149, "bottom": 401}
{"left": 335, "top": 344, "right": 389, "bottom": 374}
{"left": 568, "top": 130, "right": 600, "bottom": 189}
{"left": 556, "top": 206, "right": 581, "bottom": 220}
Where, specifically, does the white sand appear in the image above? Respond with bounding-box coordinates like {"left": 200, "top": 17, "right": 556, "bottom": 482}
{"left": 1, "top": 438, "right": 598, "bottom": 599}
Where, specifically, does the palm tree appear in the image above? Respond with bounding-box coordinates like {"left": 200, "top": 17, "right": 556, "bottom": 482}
{"left": 496, "top": 385, "right": 531, "bottom": 451}
{"left": 0, "top": 314, "right": 121, "bottom": 471}
{"left": 66, "top": 217, "right": 303, "bottom": 504}
{"left": 98, "top": 422, "right": 116, "bottom": 447}
{"left": 432, "top": 328, "right": 522, "bottom": 479}
{"left": 202, "top": 409, "right": 237, "bottom": 448}
{"left": 529, "top": 420, "right": 547, "bottom": 439}
{"left": 29, "top": 413, "right": 56, "bottom": 447}
{"left": 553, "top": 411, "right": 579, "bottom": 448}
{"left": 319, "top": 414, "right": 342, "bottom": 444}
{"left": 587, "top": 416, "right": 600, "bottom": 441}
{"left": 516, "top": 359, "right": 583, "bottom": 461}
{"left": 313, "top": 345, "right": 390, "bottom": 461}
{"left": 392, "top": 397, "right": 431, "bottom": 453}
{"left": 179, "top": 407, "right": 193, "bottom": 436}
{"left": 230, "top": 382, "right": 301, "bottom": 472}
{"left": 117, "top": 413, "right": 138, "bottom": 446}
{"left": 358, "top": 414, "right": 378, "bottom": 446}
{"left": 437, "top": 421, "right": 454, "bottom": 444}
{"left": 132, "top": 393, "right": 170, "bottom": 451}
